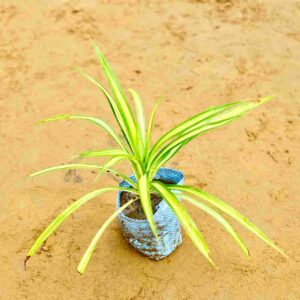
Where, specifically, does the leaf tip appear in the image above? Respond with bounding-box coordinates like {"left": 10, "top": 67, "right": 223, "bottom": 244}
{"left": 254, "top": 94, "right": 275, "bottom": 105}
{"left": 24, "top": 255, "right": 30, "bottom": 270}
{"left": 208, "top": 257, "right": 218, "bottom": 270}
{"left": 271, "top": 242, "right": 288, "bottom": 259}
{"left": 73, "top": 67, "right": 82, "bottom": 74}
{"left": 93, "top": 44, "right": 105, "bottom": 63}
{"left": 23, "top": 175, "right": 30, "bottom": 182}
{"left": 35, "top": 119, "right": 45, "bottom": 125}
{"left": 76, "top": 268, "right": 84, "bottom": 275}
{"left": 278, "top": 249, "right": 289, "bottom": 259}
{"left": 78, "top": 151, "right": 87, "bottom": 158}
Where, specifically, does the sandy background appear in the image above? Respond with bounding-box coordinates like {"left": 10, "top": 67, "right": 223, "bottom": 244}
{"left": 1, "top": 0, "right": 300, "bottom": 299}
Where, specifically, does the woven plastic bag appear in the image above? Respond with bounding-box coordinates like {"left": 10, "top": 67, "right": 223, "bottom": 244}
{"left": 116, "top": 167, "right": 184, "bottom": 260}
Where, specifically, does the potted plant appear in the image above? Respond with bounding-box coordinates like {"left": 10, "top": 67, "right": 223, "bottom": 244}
{"left": 25, "top": 46, "right": 286, "bottom": 274}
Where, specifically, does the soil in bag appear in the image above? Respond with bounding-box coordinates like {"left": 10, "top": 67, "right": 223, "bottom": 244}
{"left": 120, "top": 179, "right": 173, "bottom": 220}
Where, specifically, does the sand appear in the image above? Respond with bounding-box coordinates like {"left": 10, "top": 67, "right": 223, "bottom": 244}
{"left": 0, "top": 0, "right": 299, "bottom": 299}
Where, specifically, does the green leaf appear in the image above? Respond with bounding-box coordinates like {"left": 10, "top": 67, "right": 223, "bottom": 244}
{"left": 94, "top": 156, "right": 126, "bottom": 181}
{"left": 170, "top": 185, "right": 287, "bottom": 258}
{"left": 129, "top": 88, "right": 146, "bottom": 158}
{"left": 148, "top": 143, "right": 183, "bottom": 180}
{"left": 149, "top": 101, "right": 240, "bottom": 160}
{"left": 138, "top": 174, "right": 158, "bottom": 238}
{"left": 147, "top": 97, "right": 272, "bottom": 172}
{"left": 77, "top": 197, "right": 137, "bottom": 274}
{"left": 76, "top": 68, "right": 144, "bottom": 177}
{"left": 79, "top": 149, "right": 130, "bottom": 158}
{"left": 94, "top": 46, "right": 140, "bottom": 158}
{"left": 37, "top": 114, "right": 127, "bottom": 152}
{"left": 152, "top": 181, "right": 216, "bottom": 267}
{"left": 149, "top": 117, "right": 236, "bottom": 178}
{"left": 180, "top": 194, "right": 249, "bottom": 256}
{"left": 25, "top": 187, "right": 137, "bottom": 264}
{"left": 145, "top": 98, "right": 161, "bottom": 158}
{"left": 29, "top": 163, "right": 137, "bottom": 189}
{"left": 75, "top": 69, "right": 133, "bottom": 152}
{"left": 79, "top": 148, "right": 139, "bottom": 166}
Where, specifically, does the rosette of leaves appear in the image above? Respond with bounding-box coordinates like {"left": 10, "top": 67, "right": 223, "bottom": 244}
{"left": 26, "top": 46, "right": 286, "bottom": 274}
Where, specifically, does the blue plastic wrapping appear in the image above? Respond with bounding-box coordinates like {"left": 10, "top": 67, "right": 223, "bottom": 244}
{"left": 116, "top": 167, "right": 184, "bottom": 260}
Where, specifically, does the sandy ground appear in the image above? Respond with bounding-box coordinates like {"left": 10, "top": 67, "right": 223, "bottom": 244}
{"left": 1, "top": 0, "right": 300, "bottom": 299}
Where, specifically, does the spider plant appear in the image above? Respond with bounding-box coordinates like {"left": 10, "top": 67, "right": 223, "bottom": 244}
{"left": 26, "top": 46, "right": 286, "bottom": 274}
